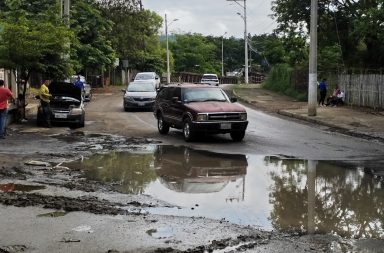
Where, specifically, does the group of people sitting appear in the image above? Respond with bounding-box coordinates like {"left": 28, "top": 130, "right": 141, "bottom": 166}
{"left": 326, "top": 88, "right": 345, "bottom": 107}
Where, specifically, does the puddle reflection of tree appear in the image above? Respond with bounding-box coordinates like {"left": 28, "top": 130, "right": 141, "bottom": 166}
{"left": 75, "top": 152, "right": 157, "bottom": 194}
{"left": 267, "top": 157, "right": 384, "bottom": 239}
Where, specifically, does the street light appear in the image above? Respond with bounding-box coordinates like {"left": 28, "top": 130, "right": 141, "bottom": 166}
{"left": 227, "top": 0, "right": 248, "bottom": 84}
{"left": 165, "top": 14, "right": 179, "bottom": 84}
{"left": 221, "top": 32, "right": 227, "bottom": 77}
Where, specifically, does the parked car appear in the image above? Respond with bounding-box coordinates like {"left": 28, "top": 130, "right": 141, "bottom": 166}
{"left": 134, "top": 72, "right": 161, "bottom": 89}
{"left": 70, "top": 75, "right": 92, "bottom": 101}
{"left": 200, "top": 73, "right": 219, "bottom": 86}
{"left": 153, "top": 83, "right": 248, "bottom": 142}
{"left": 37, "top": 81, "right": 85, "bottom": 128}
{"left": 122, "top": 81, "right": 157, "bottom": 111}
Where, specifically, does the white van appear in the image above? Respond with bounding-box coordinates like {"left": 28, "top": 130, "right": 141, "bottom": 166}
{"left": 200, "top": 73, "right": 219, "bottom": 86}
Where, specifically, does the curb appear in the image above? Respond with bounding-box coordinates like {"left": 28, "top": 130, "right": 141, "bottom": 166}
{"left": 277, "top": 110, "right": 338, "bottom": 129}
{"left": 278, "top": 110, "right": 384, "bottom": 143}
{"left": 233, "top": 89, "right": 384, "bottom": 143}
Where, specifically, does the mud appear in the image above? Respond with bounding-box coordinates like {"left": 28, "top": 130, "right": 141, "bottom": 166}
{"left": 1, "top": 131, "right": 383, "bottom": 252}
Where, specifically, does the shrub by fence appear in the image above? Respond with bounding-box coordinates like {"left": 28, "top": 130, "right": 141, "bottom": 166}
{"left": 338, "top": 74, "right": 384, "bottom": 109}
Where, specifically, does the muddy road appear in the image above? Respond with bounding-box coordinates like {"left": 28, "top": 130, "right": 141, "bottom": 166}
{"left": 1, "top": 87, "right": 384, "bottom": 253}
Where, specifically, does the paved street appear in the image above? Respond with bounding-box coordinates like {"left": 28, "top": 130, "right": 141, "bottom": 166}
{"left": 0, "top": 85, "right": 383, "bottom": 253}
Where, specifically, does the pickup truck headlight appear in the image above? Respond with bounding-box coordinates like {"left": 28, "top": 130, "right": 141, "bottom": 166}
{"left": 240, "top": 113, "right": 247, "bottom": 121}
{"left": 196, "top": 114, "right": 208, "bottom": 121}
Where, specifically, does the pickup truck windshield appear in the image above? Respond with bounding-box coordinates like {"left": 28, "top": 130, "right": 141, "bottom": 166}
{"left": 183, "top": 88, "right": 227, "bottom": 102}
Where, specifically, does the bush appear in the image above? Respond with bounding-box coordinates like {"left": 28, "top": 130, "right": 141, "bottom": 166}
{"left": 263, "top": 64, "right": 307, "bottom": 101}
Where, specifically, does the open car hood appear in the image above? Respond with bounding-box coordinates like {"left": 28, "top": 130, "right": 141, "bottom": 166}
{"left": 49, "top": 82, "right": 82, "bottom": 101}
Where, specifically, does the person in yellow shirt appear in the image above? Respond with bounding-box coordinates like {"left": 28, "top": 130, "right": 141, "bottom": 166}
{"left": 39, "top": 80, "right": 52, "bottom": 128}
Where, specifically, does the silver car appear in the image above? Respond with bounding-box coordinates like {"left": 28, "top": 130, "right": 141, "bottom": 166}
{"left": 122, "top": 81, "right": 157, "bottom": 111}
{"left": 134, "top": 72, "right": 160, "bottom": 89}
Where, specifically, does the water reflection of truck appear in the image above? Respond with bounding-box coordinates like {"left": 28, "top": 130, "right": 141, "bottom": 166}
{"left": 154, "top": 146, "right": 247, "bottom": 194}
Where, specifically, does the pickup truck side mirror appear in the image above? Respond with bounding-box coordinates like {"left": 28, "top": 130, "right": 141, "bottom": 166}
{"left": 230, "top": 97, "right": 238, "bottom": 103}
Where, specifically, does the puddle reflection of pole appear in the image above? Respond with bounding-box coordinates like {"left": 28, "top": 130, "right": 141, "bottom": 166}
{"left": 307, "top": 160, "right": 317, "bottom": 234}
{"left": 242, "top": 175, "right": 245, "bottom": 201}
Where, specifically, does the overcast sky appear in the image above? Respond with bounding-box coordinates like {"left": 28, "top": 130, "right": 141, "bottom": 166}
{"left": 142, "top": 0, "right": 277, "bottom": 38}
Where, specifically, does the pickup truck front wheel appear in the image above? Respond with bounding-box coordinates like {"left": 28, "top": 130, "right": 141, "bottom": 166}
{"left": 183, "top": 118, "right": 195, "bottom": 142}
{"left": 157, "top": 113, "right": 169, "bottom": 134}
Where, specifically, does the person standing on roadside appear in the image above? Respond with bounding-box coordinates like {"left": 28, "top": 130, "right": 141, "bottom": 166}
{"left": 74, "top": 75, "right": 84, "bottom": 98}
{"left": 39, "top": 80, "right": 52, "bottom": 128}
{"left": 318, "top": 78, "right": 327, "bottom": 107}
{"left": 0, "top": 80, "right": 15, "bottom": 139}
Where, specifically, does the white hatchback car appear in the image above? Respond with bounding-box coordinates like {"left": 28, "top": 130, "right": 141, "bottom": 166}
{"left": 200, "top": 73, "right": 220, "bottom": 86}
{"left": 134, "top": 72, "right": 160, "bottom": 89}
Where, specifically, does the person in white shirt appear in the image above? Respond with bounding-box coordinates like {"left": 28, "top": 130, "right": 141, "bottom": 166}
{"left": 336, "top": 90, "right": 345, "bottom": 105}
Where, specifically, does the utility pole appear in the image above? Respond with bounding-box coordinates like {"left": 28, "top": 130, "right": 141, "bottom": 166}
{"left": 61, "top": 0, "right": 70, "bottom": 27}
{"left": 308, "top": 0, "right": 318, "bottom": 116}
{"left": 221, "top": 32, "right": 227, "bottom": 77}
{"left": 243, "top": 0, "right": 248, "bottom": 84}
{"left": 227, "top": 0, "right": 248, "bottom": 84}
{"left": 165, "top": 14, "right": 170, "bottom": 84}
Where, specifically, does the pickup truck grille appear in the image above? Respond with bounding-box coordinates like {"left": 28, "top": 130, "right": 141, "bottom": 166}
{"left": 208, "top": 113, "right": 241, "bottom": 121}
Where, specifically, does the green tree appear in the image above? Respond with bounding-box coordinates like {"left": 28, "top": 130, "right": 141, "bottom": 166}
{"left": 70, "top": 0, "right": 116, "bottom": 75}
{"left": 271, "top": 0, "right": 384, "bottom": 69}
{"left": 0, "top": 0, "right": 73, "bottom": 81}
{"left": 205, "top": 35, "right": 244, "bottom": 75}
{"left": 170, "top": 33, "right": 219, "bottom": 74}
{"left": 98, "top": 1, "right": 165, "bottom": 74}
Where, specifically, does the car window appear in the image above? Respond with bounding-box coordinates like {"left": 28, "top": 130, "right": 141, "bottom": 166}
{"left": 135, "top": 73, "right": 155, "bottom": 80}
{"left": 172, "top": 88, "right": 181, "bottom": 100}
{"left": 127, "top": 82, "right": 155, "bottom": 92}
{"left": 202, "top": 75, "right": 218, "bottom": 80}
{"left": 183, "top": 88, "right": 228, "bottom": 102}
{"left": 157, "top": 87, "right": 174, "bottom": 100}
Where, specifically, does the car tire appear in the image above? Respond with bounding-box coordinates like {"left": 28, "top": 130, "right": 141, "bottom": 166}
{"left": 157, "top": 113, "right": 169, "bottom": 134}
{"left": 124, "top": 107, "right": 129, "bottom": 112}
{"left": 230, "top": 131, "right": 245, "bottom": 142}
{"left": 183, "top": 118, "right": 195, "bottom": 142}
{"left": 78, "top": 117, "right": 85, "bottom": 128}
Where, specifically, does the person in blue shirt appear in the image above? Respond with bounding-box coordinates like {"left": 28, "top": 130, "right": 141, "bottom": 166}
{"left": 318, "top": 79, "right": 327, "bottom": 106}
{"left": 74, "top": 75, "right": 84, "bottom": 91}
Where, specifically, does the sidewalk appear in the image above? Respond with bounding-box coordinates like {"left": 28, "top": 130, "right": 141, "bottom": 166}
{"left": 232, "top": 85, "right": 384, "bottom": 142}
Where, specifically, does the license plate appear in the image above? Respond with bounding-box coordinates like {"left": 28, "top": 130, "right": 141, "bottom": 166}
{"left": 55, "top": 113, "right": 67, "bottom": 119}
{"left": 138, "top": 102, "right": 145, "bottom": 106}
{"left": 220, "top": 123, "right": 231, "bottom": 129}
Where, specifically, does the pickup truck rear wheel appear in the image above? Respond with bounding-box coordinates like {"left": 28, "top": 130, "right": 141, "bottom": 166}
{"left": 230, "top": 130, "right": 245, "bottom": 142}
{"left": 157, "top": 113, "right": 169, "bottom": 134}
{"left": 183, "top": 118, "right": 195, "bottom": 142}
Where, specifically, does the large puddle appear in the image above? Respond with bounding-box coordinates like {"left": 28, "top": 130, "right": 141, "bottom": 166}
{"left": 65, "top": 145, "right": 384, "bottom": 239}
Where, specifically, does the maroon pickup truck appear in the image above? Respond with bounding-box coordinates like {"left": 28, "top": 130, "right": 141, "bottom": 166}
{"left": 153, "top": 83, "right": 248, "bottom": 142}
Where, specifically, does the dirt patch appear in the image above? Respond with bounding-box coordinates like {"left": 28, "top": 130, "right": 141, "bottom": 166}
{"left": 232, "top": 86, "right": 307, "bottom": 113}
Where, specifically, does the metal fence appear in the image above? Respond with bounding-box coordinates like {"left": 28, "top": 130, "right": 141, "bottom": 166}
{"left": 338, "top": 74, "right": 384, "bottom": 109}
{"left": 170, "top": 72, "right": 239, "bottom": 84}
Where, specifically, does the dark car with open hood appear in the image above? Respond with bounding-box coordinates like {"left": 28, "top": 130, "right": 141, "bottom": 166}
{"left": 37, "top": 81, "right": 85, "bottom": 128}
{"left": 153, "top": 83, "right": 248, "bottom": 142}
